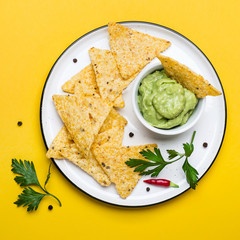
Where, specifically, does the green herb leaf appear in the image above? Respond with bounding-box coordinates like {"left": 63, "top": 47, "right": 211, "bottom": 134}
{"left": 167, "top": 149, "right": 181, "bottom": 159}
{"left": 126, "top": 159, "right": 158, "bottom": 172}
{"left": 140, "top": 165, "right": 167, "bottom": 177}
{"left": 140, "top": 148, "right": 164, "bottom": 163}
{"left": 11, "top": 159, "right": 61, "bottom": 212}
{"left": 126, "top": 147, "right": 174, "bottom": 177}
{"left": 14, "top": 187, "right": 46, "bottom": 212}
{"left": 183, "top": 143, "right": 194, "bottom": 157}
{"left": 11, "top": 159, "right": 40, "bottom": 187}
{"left": 182, "top": 158, "right": 199, "bottom": 190}
{"left": 184, "top": 130, "right": 196, "bottom": 157}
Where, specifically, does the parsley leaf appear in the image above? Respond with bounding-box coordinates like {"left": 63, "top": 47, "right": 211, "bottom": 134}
{"left": 167, "top": 149, "right": 183, "bottom": 160}
{"left": 140, "top": 148, "right": 164, "bottom": 162}
{"left": 183, "top": 130, "right": 196, "bottom": 157}
{"left": 182, "top": 158, "right": 199, "bottom": 189}
{"left": 14, "top": 187, "right": 46, "bottom": 212}
{"left": 11, "top": 159, "right": 40, "bottom": 187}
{"left": 11, "top": 159, "right": 61, "bottom": 212}
{"left": 126, "top": 147, "right": 177, "bottom": 177}
{"left": 181, "top": 130, "right": 198, "bottom": 189}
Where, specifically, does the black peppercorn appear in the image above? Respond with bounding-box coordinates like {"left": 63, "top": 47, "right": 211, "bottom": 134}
{"left": 48, "top": 205, "right": 53, "bottom": 210}
{"left": 129, "top": 132, "right": 134, "bottom": 137}
{"left": 203, "top": 142, "right": 208, "bottom": 148}
{"left": 17, "top": 121, "right": 22, "bottom": 126}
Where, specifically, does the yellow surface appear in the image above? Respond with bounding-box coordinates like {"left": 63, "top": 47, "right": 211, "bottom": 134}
{"left": 0, "top": 0, "right": 239, "bottom": 239}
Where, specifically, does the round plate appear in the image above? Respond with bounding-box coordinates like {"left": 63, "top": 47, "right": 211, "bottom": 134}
{"left": 40, "top": 21, "right": 226, "bottom": 207}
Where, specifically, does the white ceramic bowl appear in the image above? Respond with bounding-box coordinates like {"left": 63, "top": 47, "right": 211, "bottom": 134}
{"left": 132, "top": 57, "right": 206, "bottom": 135}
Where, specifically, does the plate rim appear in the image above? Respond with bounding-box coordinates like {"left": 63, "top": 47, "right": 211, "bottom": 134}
{"left": 39, "top": 21, "right": 227, "bottom": 208}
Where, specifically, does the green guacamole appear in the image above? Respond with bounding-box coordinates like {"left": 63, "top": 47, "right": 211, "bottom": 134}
{"left": 138, "top": 70, "right": 198, "bottom": 129}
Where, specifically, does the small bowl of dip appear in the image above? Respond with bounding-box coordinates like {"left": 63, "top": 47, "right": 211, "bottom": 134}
{"left": 132, "top": 58, "right": 206, "bottom": 135}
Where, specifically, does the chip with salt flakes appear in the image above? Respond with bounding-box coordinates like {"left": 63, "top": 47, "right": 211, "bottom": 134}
{"left": 62, "top": 64, "right": 125, "bottom": 108}
{"left": 157, "top": 54, "right": 222, "bottom": 98}
{"left": 52, "top": 95, "right": 112, "bottom": 158}
{"left": 108, "top": 22, "right": 171, "bottom": 79}
{"left": 113, "top": 94, "right": 125, "bottom": 108}
{"left": 92, "top": 144, "right": 157, "bottom": 199}
{"left": 92, "top": 109, "right": 127, "bottom": 150}
{"left": 61, "top": 64, "right": 95, "bottom": 94}
{"left": 99, "top": 108, "right": 127, "bottom": 133}
{"left": 60, "top": 148, "right": 111, "bottom": 186}
{"left": 73, "top": 64, "right": 98, "bottom": 97}
{"left": 46, "top": 126, "right": 73, "bottom": 159}
{"left": 89, "top": 47, "right": 136, "bottom": 103}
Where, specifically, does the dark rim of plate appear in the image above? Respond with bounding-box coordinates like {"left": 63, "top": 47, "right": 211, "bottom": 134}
{"left": 39, "top": 21, "right": 227, "bottom": 208}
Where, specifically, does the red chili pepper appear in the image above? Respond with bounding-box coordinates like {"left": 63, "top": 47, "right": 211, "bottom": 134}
{"left": 143, "top": 179, "right": 179, "bottom": 188}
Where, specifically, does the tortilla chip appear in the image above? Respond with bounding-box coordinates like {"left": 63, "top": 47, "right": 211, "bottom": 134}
{"left": 92, "top": 109, "right": 127, "bottom": 149}
{"left": 99, "top": 108, "right": 127, "bottom": 133}
{"left": 89, "top": 47, "right": 136, "bottom": 103}
{"left": 92, "top": 128, "right": 123, "bottom": 149}
{"left": 61, "top": 79, "right": 75, "bottom": 94}
{"left": 60, "top": 148, "right": 111, "bottom": 186}
{"left": 157, "top": 54, "right": 222, "bottom": 98}
{"left": 93, "top": 144, "right": 157, "bottom": 199}
{"left": 52, "top": 95, "right": 112, "bottom": 158}
{"left": 108, "top": 22, "right": 171, "bottom": 79}
{"left": 53, "top": 95, "right": 94, "bottom": 158}
{"left": 113, "top": 94, "right": 125, "bottom": 108}
{"left": 62, "top": 64, "right": 125, "bottom": 108}
{"left": 46, "top": 126, "right": 73, "bottom": 159}
{"left": 73, "top": 64, "right": 99, "bottom": 97}
{"left": 61, "top": 64, "right": 95, "bottom": 94}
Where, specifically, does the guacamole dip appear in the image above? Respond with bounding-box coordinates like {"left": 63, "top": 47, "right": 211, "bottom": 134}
{"left": 138, "top": 70, "right": 198, "bottom": 129}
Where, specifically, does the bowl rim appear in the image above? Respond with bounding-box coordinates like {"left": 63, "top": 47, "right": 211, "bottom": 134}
{"left": 132, "top": 58, "right": 206, "bottom": 136}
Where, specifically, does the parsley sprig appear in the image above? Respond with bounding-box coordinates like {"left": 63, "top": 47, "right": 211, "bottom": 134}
{"left": 125, "top": 148, "right": 179, "bottom": 177}
{"left": 11, "top": 159, "right": 61, "bottom": 211}
{"left": 167, "top": 130, "right": 198, "bottom": 189}
{"left": 125, "top": 131, "right": 199, "bottom": 189}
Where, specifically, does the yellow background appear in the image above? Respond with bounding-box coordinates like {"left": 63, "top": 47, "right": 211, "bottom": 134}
{"left": 1, "top": 0, "right": 239, "bottom": 239}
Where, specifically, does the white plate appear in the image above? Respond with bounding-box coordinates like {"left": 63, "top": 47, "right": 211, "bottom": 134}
{"left": 40, "top": 21, "right": 226, "bottom": 207}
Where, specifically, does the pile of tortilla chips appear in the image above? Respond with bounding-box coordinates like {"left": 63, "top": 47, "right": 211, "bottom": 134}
{"left": 46, "top": 22, "right": 221, "bottom": 199}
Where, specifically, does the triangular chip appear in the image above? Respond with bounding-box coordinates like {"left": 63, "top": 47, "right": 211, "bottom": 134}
{"left": 108, "top": 22, "right": 171, "bottom": 79}
{"left": 61, "top": 64, "right": 95, "bottom": 94}
{"left": 92, "top": 109, "right": 127, "bottom": 149}
{"left": 46, "top": 126, "right": 73, "bottom": 159}
{"left": 99, "top": 108, "right": 127, "bottom": 133}
{"left": 157, "top": 54, "right": 222, "bottom": 98}
{"left": 89, "top": 47, "right": 136, "bottom": 103}
{"left": 62, "top": 64, "right": 125, "bottom": 108}
{"left": 60, "top": 148, "right": 111, "bottom": 186}
{"left": 113, "top": 94, "right": 125, "bottom": 108}
{"left": 52, "top": 95, "right": 112, "bottom": 158}
{"left": 92, "top": 144, "right": 157, "bottom": 199}
{"left": 72, "top": 64, "right": 98, "bottom": 97}
{"left": 46, "top": 126, "right": 111, "bottom": 186}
